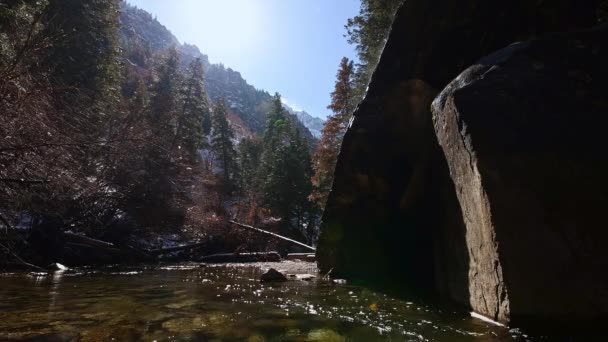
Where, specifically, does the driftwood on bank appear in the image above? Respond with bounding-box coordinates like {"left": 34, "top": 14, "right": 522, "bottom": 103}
{"left": 285, "top": 253, "right": 316, "bottom": 261}
{"left": 148, "top": 241, "right": 207, "bottom": 256}
{"left": 63, "top": 232, "right": 124, "bottom": 257}
{"left": 200, "top": 251, "right": 282, "bottom": 263}
{"left": 228, "top": 220, "right": 316, "bottom": 252}
{"left": 63, "top": 232, "right": 116, "bottom": 248}
{"left": 63, "top": 232, "right": 152, "bottom": 261}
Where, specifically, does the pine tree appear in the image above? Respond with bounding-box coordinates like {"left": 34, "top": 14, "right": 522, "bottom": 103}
{"left": 259, "top": 93, "right": 292, "bottom": 217}
{"left": 44, "top": 0, "right": 121, "bottom": 117}
{"left": 211, "top": 97, "right": 239, "bottom": 192}
{"left": 127, "top": 46, "right": 184, "bottom": 228}
{"left": 288, "top": 129, "right": 315, "bottom": 235}
{"left": 310, "top": 57, "right": 355, "bottom": 208}
{"left": 258, "top": 93, "right": 315, "bottom": 237}
{"left": 176, "top": 57, "right": 211, "bottom": 163}
{"left": 149, "top": 47, "right": 182, "bottom": 137}
{"left": 237, "top": 137, "right": 263, "bottom": 222}
{"left": 345, "top": 0, "right": 402, "bottom": 102}
{"left": 263, "top": 93, "right": 291, "bottom": 147}
{"left": 238, "top": 137, "right": 263, "bottom": 193}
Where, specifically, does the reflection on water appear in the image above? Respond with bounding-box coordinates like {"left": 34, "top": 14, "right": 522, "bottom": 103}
{"left": 0, "top": 263, "right": 528, "bottom": 341}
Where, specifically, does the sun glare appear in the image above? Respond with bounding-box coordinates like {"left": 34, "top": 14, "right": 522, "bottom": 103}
{"left": 175, "top": 0, "right": 264, "bottom": 60}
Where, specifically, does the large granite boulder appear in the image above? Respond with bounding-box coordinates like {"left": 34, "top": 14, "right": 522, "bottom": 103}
{"left": 316, "top": 0, "right": 601, "bottom": 326}
{"left": 432, "top": 26, "right": 608, "bottom": 324}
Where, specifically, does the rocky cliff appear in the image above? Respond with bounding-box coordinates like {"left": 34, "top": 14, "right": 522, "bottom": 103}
{"left": 317, "top": 0, "right": 605, "bottom": 328}
{"left": 433, "top": 25, "right": 608, "bottom": 325}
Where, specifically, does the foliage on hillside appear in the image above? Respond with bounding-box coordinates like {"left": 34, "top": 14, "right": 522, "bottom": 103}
{"left": 1, "top": 0, "right": 318, "bottom": 266}
{"left": 119, "top": 1, "right": 316, "bottom": 145}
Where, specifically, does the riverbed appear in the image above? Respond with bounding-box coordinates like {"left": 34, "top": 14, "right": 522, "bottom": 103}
{"left": 0, "top": 262, "right": 531, "bottom": 341}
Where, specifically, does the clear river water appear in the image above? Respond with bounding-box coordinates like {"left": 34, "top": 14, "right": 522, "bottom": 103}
{"left": 0, "top": 262, "right": 535, "bottom": 341}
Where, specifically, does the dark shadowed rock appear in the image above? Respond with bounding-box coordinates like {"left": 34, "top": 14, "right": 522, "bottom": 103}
{"left": 316, "top": 0, "right": 601, "bottom": 327}
{"left": 432, "top": 26, "right": 608, "bottom": 324}
{"left": 260, "top": 268, "right": 287, "bottom": 282}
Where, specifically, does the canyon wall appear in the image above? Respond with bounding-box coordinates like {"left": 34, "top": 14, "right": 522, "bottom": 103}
{"left": 317, "top": 0, "right": 604, "bottom": 325}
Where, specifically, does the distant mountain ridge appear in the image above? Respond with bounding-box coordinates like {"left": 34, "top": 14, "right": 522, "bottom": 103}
{"left": 292, "top": 110, "right": 325, "bottom": 138}
{"left": 119, "top": 1, "right": 321, "bottom": 144}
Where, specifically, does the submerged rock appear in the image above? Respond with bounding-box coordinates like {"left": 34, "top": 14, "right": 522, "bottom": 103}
{"left": 307, "top": 328, "right": 346, "bottom": 342}
{"left": 260, "top": 268, "right": 287, "bottom": 282}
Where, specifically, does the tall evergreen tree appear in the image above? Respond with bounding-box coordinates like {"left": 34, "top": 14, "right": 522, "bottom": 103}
{"left": 176, "top": 57, "right": 211, "bottom": 163}
{"left": 345, "top": 0, "right": 402, "bottom": 102}
{"left": 44, "top": 0, "right": 121, "bottom": 117}
{"left": 310, "top": 57, "right": 355, "bottom": 208}
{"left": 259, "top": 93, "right": 315, "bottom": 237}
{"left": 237, "top": 137, "right": 263, "bottom": 223}
{"left": 238, "top": 137, "right": 263, "bottom": 194}
{"left": 127, "top": 47, "right": 184, "bottom": 228}
{"left": 211, "top": 97, "right": 239, "bottom": 192}
{"left": 149, "top": 47, "right": 182, "bottom": 136}
{"left": 259, "top": 93, "right": 291, "bottom": 216}
{"left": 288, "top": 129, "right": 315, "bottom": 235}
{"left": 263, "top": 93, "right": 291, "bottom": 147}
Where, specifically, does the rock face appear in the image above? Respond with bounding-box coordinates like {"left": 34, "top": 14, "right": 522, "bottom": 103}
{"left": 316, "top": 0, "right": 602, "bottom": 327}
{"left": 432, "top": 26, "right": 608, "bottom": 323}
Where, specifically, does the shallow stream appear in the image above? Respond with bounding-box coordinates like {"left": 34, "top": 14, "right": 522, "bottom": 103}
{"left": 0, "top": 262, "right": 533, "bottom": 341}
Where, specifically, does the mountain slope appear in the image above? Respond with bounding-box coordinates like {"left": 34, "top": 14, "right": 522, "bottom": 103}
{"left": 119, "top": 2, "right": 317, "bottom": 144}
{"left": 288, "top": 109, "right": 324, "bottom": 138}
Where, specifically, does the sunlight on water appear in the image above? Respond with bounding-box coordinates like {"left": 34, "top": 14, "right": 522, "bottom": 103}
{"left": 0, "top": 263, "right": 528, "bottom": 341}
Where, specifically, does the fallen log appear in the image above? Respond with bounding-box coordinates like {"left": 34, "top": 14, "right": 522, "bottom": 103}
{"left": 65, "top": 242, "right": 123, "bottom": 255}
{"left": 63, "top": 233, "right": 153, "bottom": 262}
{"left": 228, "top": 220, "right": 316, "bottom": 252}
{"left": 63, "top": 232, "right": 115, "bottom": 248}
{"left": 285, "top": 253, "right": 316, "bottom": 262}
{"left": 148, "top": 241, "right": 207, "bottom": 256}
{"left": 200, "top": 251, "right": 281, "bottom": 263}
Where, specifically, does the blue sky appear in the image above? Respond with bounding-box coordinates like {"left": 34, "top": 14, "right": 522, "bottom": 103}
{"left": 127, "top": 0, "right": 360, "bottom": 119}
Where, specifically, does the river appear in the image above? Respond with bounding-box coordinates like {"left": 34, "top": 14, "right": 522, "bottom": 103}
{"left": 0, "top": 262, "right": 532, "bottom": 341}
